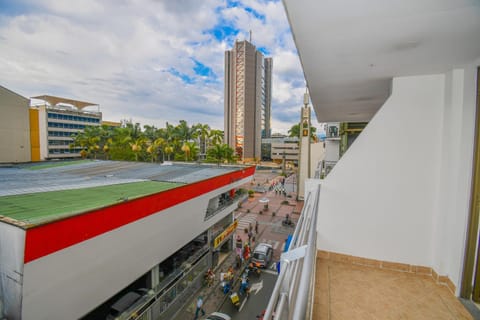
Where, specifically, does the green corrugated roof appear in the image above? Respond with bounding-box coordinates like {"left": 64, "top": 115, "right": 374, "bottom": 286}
{"left": 0, "top": 181, "right": 181, "bottom": 227}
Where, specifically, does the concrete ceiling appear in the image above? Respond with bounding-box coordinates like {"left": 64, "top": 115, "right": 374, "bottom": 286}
{"left": 283, "top": 0, "right": 480, "bottom": 122}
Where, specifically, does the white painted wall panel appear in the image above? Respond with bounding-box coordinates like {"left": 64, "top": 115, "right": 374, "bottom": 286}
{"left": 324, "top": 140, "right": 339, "bottom": 162}
{"left": 21, "top": 176, "right": 251, "bottom": 320}
{"left": 433, "top": 63, "right": 478, "bottom": 292}
{"left": 0, "top": 223, "right": 25, "bottom": 319}
{"left": 316, "top": 74, "right": 446, "bottom": 266}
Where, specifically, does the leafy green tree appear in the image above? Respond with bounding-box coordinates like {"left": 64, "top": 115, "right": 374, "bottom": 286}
{"left": 288, "top": 123, "right": 317, "bottom": 142}
{"left": 130, "top": 137, "right": 148, "bottom": 161}
{"left": 288, "top": 123, "right": 300, "bottom": 138}
{"left": 71, "top": 126, "right": 101, "bottom": 159}
{"left": 164, "top": 145, "right": 174, "bottom": 161}
{"left": 143, "top": 125, "right": 159, "bottom": 141}
{"left": 179, "top": 141, "right": 199, "bottom": 161}
{"left": 206, "top": 144, "right": 235, "bottom": 165}
{"left": 193, "top": 123, "right": 211, "bottom": 156}
{"left": 209, "top": 129, "right": 224, "bottom": 146}
{"left": 147, "top": 137, "right": 165, "bottom": 162}
{"left": 71, "top": 121, "right": 226, "bottom": 163}
{"left": 108, "top": 126, "right": 135, "bottom": 160}
{"left": 174, "top": 120, "right": 195, "bottom": 143}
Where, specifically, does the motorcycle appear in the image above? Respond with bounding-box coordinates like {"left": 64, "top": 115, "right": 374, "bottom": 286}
{"left": 246, "top": 262, "right": 261, "bottom": 277}
{"left": 230, "top": 292, "right": 240, "bottom": 309}
{"left": 282, "top": 215, "right": 295, "bottom": 227}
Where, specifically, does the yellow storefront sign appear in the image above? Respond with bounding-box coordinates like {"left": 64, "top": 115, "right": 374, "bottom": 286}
{"left": 214, "top": 220, "right": 238, "bottom": 249}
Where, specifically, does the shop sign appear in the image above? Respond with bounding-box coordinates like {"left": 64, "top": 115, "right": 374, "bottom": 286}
{"left": 214, "top": 220, "right": 238, "bottom": 249}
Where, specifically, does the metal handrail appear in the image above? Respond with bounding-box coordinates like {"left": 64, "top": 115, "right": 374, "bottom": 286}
{"left": 263, "top": 183, "right": 320, "bottom": 320}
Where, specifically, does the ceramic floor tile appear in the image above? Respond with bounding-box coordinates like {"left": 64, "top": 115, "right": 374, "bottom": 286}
{"left": 314, "top": 257, "right": 474, "bottom": 320}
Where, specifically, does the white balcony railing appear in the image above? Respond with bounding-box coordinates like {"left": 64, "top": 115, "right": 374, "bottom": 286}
{"left": 264, "top": 183, "right": 320, "bottom": 320}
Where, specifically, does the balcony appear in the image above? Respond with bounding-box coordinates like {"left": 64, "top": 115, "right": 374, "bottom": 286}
{"left": 265, "top": 183, "right": 475, "bottom": 319}
{"left": 314, "top": 252, "right": 472, "bottom": 319}
{"left": 272, "top": 1, "right": 480, "bottom": 318}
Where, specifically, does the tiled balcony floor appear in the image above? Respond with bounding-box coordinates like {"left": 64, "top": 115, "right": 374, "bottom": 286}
{"left": 314, "top": 257, "right": 473, "bottom": 320}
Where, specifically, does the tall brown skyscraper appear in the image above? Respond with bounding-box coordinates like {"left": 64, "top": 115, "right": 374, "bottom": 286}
{"left": 224, "top": 40, "right": 272, "bottom": 161}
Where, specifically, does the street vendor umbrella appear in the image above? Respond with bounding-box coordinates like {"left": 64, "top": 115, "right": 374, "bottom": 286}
{"left": 259, "top": 197, "right": 269, "bottom": 209}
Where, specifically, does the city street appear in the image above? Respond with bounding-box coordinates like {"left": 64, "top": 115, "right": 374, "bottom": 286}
{"left": 219, "top": 270, "right": 278, "bottom": 319}
{"left": 175, "top": 169, "right": 303, "bottom": 320}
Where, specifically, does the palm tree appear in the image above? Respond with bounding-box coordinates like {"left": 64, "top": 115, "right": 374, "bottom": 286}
{"left": 193, "top": 123, "right": 211, "bottom": 157}
{"left": 103, "top": 138, "right": 112, "bottom": 160}
{"left": 108, "top": 124, "right": 137, "bottom": 161}
{"left": 180, "top": 141, "right": 199, "bottom": 161}
{"left": 143, "top": 125, "right": 158, "bottom": 141}
{"left": 209, "top": 129, "right": 224, "bottom": 146}
{"left": 164, "top": 145, "right": 174, "bottom": 161}
{"left": 130, "top": 137, "right": 147, "bottom": 161}
{"left": 72, "top": 126, "right": 101, "bottom": 159}
{"left": 206, "top": 143, "right": 235, "bottom": 165}
{"left": 147, "top": 137, "right": 165, "bottom": 163}
{"left": 174, "top": 120, "right": 194, "bottom": 143}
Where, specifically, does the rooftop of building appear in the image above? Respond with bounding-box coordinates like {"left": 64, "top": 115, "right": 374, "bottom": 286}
{"left": 0, "top": 160, "right": 248, "bottom": 228}
{"left": 31, "top": 94, "right": 98, "bottom": 110}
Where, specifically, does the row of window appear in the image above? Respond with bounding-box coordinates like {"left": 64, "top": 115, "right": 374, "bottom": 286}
{"left": 48, "top": 140, "right": 72, "bottom": 146}
{"left": 47, "top": 112, "right": 100, "bottom": 123}
{"left": 48, "top": 131, "right": 76, "bottom": 137}
{"left": 48, "top": 122, "right": 86, "bottom": 129}
{"left": 49, "top": 148, "right": 82, "bottom": 154}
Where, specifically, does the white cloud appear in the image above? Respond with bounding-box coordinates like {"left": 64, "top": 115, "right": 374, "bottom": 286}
{"left": 0, "top": 0, "right": 306, "bottom": 132}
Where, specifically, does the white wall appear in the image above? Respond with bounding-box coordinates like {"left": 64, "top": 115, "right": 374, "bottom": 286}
{"left": 432, "top": 62, "right": 479, "bottom": 292}
{"left": 21, "top": 176, "right": 251, "bottom": 320}
{"left": 317, "top": 74, "right": 445, "bottom": 265}
{"left": 315, "top": 68, "right": 478, "bottom": 293}
{"left": 324, "top": 140, "right": 339, "bottom": 162}
{"left": 310, "top": 142, "right": 325, "bottom": 176}
{"left": 0, "top": 222, "right": 25, "bottom": 319}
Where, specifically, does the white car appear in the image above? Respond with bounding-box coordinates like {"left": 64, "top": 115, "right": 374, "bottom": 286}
{"left": 205, "top": 312, "right": 231, "bottom": 320}
{"left": 252, "top": 243, "right": 273, "bottom": 268}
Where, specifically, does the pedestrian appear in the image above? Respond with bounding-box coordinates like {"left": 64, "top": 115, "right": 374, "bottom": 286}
{"left": 248, "top": 230, "right": 253, "bottom": 244}
{"left": 194, "top": 296, "right": 205, "bottom": 319}
{"left": 236, "top": 235, "right": 243, "bottom": 257}
{"left": 249, "top": 222, "right": 253, "bottom": 233}
{"left": 240, "top": 274, "right": 248, "bottom": 295}
{"left": 235, "top": 254, "right": 242, "bottom": 269}
{"left": 243, "top": 243, "right": 250, "bottom": 261}
{"left": 255, "top": 220, "right": 259, "bottom": 234}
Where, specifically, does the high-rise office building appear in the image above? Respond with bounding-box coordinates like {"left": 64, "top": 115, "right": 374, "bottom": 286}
{"left": 224, "top": 40, "right": 272, "bottom": 161}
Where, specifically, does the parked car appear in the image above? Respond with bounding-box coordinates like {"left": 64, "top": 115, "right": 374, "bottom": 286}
{"left": 106, "top": 288, "right": 153, "bottom": 320}
{"left": 206, "top": 312, "right": 232, "bottom": 320}
{"left": 251, "top": 243, "right": 273, "bottom": 268}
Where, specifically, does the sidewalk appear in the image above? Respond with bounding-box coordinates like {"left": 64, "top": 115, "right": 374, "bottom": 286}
{"left": 173, "top": 249, "right": 245, "bottom": 320}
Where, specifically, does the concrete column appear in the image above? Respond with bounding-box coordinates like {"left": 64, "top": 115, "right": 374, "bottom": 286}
{"left": 150, "top": 264, "right": 160, "bottom": 289}
{"left": 298, "top": 93, "right": 311, "bottom": 200}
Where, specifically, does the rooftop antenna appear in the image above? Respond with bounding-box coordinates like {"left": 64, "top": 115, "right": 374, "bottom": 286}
{"left": 249, "top": 30, "right": 252, "bottom": 43}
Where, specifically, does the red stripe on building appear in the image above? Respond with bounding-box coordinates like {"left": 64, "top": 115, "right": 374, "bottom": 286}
{"left": 24, "top": 166, "right": 255, "bottom": 263}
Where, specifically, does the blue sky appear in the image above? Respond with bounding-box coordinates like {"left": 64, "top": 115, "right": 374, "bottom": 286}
{"left": 0, "top": 0, "right": 318, "bottom": 133}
